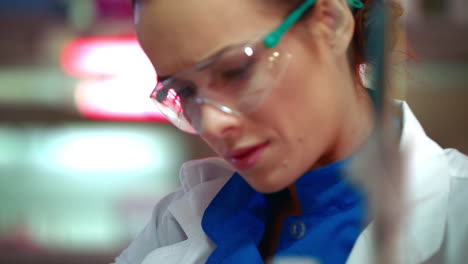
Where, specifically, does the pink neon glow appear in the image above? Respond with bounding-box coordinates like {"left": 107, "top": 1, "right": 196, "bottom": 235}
{"left": 62, "top": 36, "right": 167, "bottom": 122}
{"left": 75, "top": 77, "right": 165, "bottom": 121}
{"left": 167, "top": 88, "right": 183, "bottom": 111}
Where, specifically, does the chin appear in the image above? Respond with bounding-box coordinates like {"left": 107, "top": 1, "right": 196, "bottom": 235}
{"left": 241, "top": 171, "right": 293, "bottom": 194}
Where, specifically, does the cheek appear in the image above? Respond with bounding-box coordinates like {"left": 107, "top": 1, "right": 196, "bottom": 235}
{"left": 259, "top": 53, "right": 343, "bottom": 167}
{"left": 199, "top": 135, "right": 228, "bottom": 157}
{"left": 273, "top": 56, "right": 340, "bottom": 137}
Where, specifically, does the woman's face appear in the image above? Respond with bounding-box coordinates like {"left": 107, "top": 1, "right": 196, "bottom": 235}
{"left": 137, "top": 0, "right": 360, "bottom": 193}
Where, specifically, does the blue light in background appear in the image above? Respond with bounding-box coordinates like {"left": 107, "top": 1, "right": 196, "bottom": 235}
{"left": 0, "top": 0, "right": 66, "bottom": 17}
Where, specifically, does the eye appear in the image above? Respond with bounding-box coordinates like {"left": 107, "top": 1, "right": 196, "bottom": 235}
{"left": 221, "top": 61, "right": 253, "bottom": 80}
{"left": 217, "top": 53, "right": 256, "bottom": 82}
{"left": 154, "top": 79, "right": 197, "bottom": 105}
{"left": 175, "top": 80, "right": 197, "bottom": 101}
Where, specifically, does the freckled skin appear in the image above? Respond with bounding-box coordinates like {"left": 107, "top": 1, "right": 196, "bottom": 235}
{"left": 136, "top": 0, "right": 374, "bottom": 193}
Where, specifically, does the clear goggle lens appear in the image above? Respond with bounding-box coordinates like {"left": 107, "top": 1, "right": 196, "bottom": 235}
{"left": 150, "top": 37, "right": 291, "bottom": 134}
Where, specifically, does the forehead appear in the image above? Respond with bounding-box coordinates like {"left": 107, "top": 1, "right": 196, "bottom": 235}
{"left": 136, "top": 0, "right": 283, "bottom": 76}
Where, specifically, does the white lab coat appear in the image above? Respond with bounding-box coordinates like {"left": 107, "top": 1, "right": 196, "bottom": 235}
{"left": 115, "top": 102, "right": 468, "bottom": 264}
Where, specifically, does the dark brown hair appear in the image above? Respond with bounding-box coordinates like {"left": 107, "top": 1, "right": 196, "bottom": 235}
{"left": 352, "top": 0, "right": 404, "bottom": 76}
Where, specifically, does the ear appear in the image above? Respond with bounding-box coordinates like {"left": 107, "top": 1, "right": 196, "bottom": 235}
{"left": 309, "top": 0, "right": 355, "bottom": 55}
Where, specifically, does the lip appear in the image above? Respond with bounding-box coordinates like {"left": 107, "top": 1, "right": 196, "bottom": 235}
{"left": 225, "top": 142, "right": 269, "bottom": 171}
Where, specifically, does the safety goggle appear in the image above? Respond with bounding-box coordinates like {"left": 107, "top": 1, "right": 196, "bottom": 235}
{"left": 149, "top": 0, "right": 363, "bottom": 134}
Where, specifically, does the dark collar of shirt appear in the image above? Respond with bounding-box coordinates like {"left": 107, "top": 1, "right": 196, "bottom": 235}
{"left": 201, "top": 158, "right": 366, "bottom": 264}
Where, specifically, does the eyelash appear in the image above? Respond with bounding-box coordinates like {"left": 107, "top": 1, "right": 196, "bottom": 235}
{"left": 177, "top": 82, "right": 197, "bottom": 100}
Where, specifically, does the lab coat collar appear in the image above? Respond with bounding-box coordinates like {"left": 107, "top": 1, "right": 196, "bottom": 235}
{"left": 399, "top": 101, "right": 449, "bottom": 262}
{"left": 170, "top": 159, "right": 234, "bottom": 239}
{"left": 347, "top": 101, "right": 449, "bottom": 263}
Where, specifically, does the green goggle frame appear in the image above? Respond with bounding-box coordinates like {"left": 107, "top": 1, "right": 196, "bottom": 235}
{"left": 264, "top": 0, "right": 364, "bottom": 48}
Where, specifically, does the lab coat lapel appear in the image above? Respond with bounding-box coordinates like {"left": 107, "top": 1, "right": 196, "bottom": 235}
{"left": 346, "top": 161, "right": 449, "bottom": 264}
{"left": 142, "top": 159, "right": 233, "bottom": 264}
{"left": 399, "top": 153, "right": 449, "bottom": 263}
{"left": 398, "top": 102, "right": 449, "bottom": 263}
{"left": 347, "top": 102, "right": 449, "bottom": 263}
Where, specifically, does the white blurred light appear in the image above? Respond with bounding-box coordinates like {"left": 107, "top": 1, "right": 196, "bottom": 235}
{"left": 31, "top": 125, "right": 186, "bottom": 176}
{"left": 50, "top": 131, "right": 157, "bottom": 172}
{"left": 244, "top": 47, "right": 254, "bottom": 56}
{"left": 82, "top": 42, "right": 151, "bottom": 76}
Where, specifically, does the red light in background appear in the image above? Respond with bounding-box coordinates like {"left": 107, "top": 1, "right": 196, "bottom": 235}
{"left": 94, "top": 0, "right": 133, "bottom": 20}
{"left": 61, "top": 36, "right": 154, "bottom": 78}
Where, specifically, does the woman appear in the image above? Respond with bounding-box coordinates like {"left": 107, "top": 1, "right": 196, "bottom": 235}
{"left": 116, "top": 0, "right": 468, "bottom": 263}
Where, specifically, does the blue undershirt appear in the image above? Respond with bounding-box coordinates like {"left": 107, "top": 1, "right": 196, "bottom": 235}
{"left": 201, "top": 158, "right": 366, "bottom": 264}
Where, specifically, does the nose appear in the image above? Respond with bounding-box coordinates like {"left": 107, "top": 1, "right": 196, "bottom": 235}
{"left": 199, "top": 103, "right": 242, "bottom": 139}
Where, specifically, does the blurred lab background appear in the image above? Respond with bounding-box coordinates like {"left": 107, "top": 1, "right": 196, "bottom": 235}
{"left": 0, "top": 0, "right": 466, "bottom": 263}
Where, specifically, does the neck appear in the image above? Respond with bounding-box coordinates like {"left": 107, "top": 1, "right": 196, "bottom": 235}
{"left": 286, "top": 184, "right": 302, "bottom": 216}
{"left": 338, "top": 84, "right": 375, "bottom": 157}
{"left": 318, "top": 71, "right": 375, "bottom": 168}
